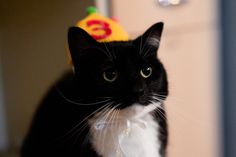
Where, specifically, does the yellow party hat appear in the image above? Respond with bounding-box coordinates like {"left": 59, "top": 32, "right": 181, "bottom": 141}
{"left": 76, "top": 6, "right": 129, "bottom": 42}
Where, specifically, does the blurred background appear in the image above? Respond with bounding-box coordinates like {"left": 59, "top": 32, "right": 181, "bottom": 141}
{"left": 0, "top": 0, "right": 235, "bottom": 157}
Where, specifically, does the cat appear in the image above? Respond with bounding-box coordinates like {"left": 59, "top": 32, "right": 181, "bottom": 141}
{"left": 21, "top": 22, "right": 168, "bottom": 157}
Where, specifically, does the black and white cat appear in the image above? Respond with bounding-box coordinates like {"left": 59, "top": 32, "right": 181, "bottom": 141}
{"left": 21, "top": 22, "right": 168, "bottom": 157}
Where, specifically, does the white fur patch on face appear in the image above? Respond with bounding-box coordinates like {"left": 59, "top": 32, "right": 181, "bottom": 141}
{"left": 89, "top": 103, "right": 162, "bottom": 157}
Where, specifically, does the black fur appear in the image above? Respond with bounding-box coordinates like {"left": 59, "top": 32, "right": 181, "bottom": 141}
{"left": 21, "top": 22, "right": 168, "bottom": 157}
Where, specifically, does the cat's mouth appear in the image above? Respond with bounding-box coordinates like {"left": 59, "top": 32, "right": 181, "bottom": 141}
{"left": 113, "top": 93, "right": 153, "bottom": 109}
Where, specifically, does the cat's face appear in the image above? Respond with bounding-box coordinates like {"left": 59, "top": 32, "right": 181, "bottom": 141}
{"left": 68, "top": 22, "right": 168, "bottom": 109}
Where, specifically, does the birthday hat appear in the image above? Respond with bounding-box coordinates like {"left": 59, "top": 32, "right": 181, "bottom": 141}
{"left": 68, "top": 6, "right": 129, "bottom": 64}
{"left": 76, "top": 6, "right": 129, "bottom": 42}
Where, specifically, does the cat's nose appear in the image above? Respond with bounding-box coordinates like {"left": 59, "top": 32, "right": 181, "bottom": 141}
{"left": 132, "top": 80, "right": 146, "bottom": 96}
{"left": 133, "top": 86, "right": 145, "bottom": 96}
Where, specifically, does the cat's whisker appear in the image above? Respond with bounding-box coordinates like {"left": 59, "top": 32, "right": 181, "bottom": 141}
{"left": 152, "top": 95, "right": 196, "bottom": 124}
{"left": 152, "top": 92, "right": 187, "bottom": 104}
{"left": 58, "top": 103, "right": 112, "bottom": 143}
{"left": 75, "top": 104, "right": 113, "bottom": 137}
{"left": 155, "top": 107, "right": 167, "bottom": 121}
{"left": 101, "top": 107, "right": 116, "bottom": 151}
{"left": 72, "top": 122, "right": 90, "bottom": 146}
{"left": 55, "top": 87, "right": 113, "bottom": 106}
{"left": 113, "top": 109, "right": 120, "bottom": 129}
{"left": 82, "top": 128, "right": 91, "bottom": 146}
{"left": 98, "top": 106, "right": 115, "bottom": 152}
{"left": 111, "top": 109, "right": 121, "bottom": 153}
{"left": 103, "top": 104, "right": 119, "bottom": 144}
{"left": 152, "top": 98, "right": 166, "bottom": 103}
{"left": 151, "top": 93, "right": 168, "bottom": 100}
{"left": 151, "top": 92, "right": 168, "bottom": 97}
{"left": 57, "top": 121, "right": 89, "bottom": 147}
{"left": 150, "top": 97, "right": 165, "bottom": 105}
{"left": 105, "top": 105, "right": 121, "bottom": 152}
{"left": 63, "top": 103, "right": 115, "bottom": 146}
{"left": 152, "top": 95, "right": 208, "bottom": 137}
{"left": 151, "top": 96, "right": 166, "bottom": 101}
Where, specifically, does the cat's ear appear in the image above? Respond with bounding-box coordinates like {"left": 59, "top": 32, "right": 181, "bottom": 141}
{"left": 68, "top": 27, "right": 97, "bottom": 64}
{"left": 134, "top": 22, "right": 164, "bottom": 56}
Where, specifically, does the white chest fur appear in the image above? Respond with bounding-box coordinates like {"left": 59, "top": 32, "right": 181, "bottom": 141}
{"left": 89, "top": 104, "right": 161, "bottom": 157}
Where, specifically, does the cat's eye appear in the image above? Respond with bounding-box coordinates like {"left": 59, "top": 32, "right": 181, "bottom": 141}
{"left": 103, "top": 68, "right": 118, "bottom": 82}
{"left": 140, "top": 65, "right": 152, "bottom": 78}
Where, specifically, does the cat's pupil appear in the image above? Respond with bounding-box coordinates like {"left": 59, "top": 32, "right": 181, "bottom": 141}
{"left": 103, "top": 68, "right": 118, "bottom": 82}
{"left": 140, "top": 65, "right": 152, "bottom": 78}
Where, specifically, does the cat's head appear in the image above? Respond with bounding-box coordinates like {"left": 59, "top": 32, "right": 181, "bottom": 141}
{"left": 68, "top": 22, "right": 168, "bottom": 108}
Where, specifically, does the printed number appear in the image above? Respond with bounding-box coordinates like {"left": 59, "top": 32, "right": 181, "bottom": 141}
{"left": 87, "top": 20, "right": 112, "bottom": 40}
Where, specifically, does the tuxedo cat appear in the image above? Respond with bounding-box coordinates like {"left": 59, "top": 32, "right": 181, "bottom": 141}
{"left": 21, "top": 22, "right": 168, "bottom": 157}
